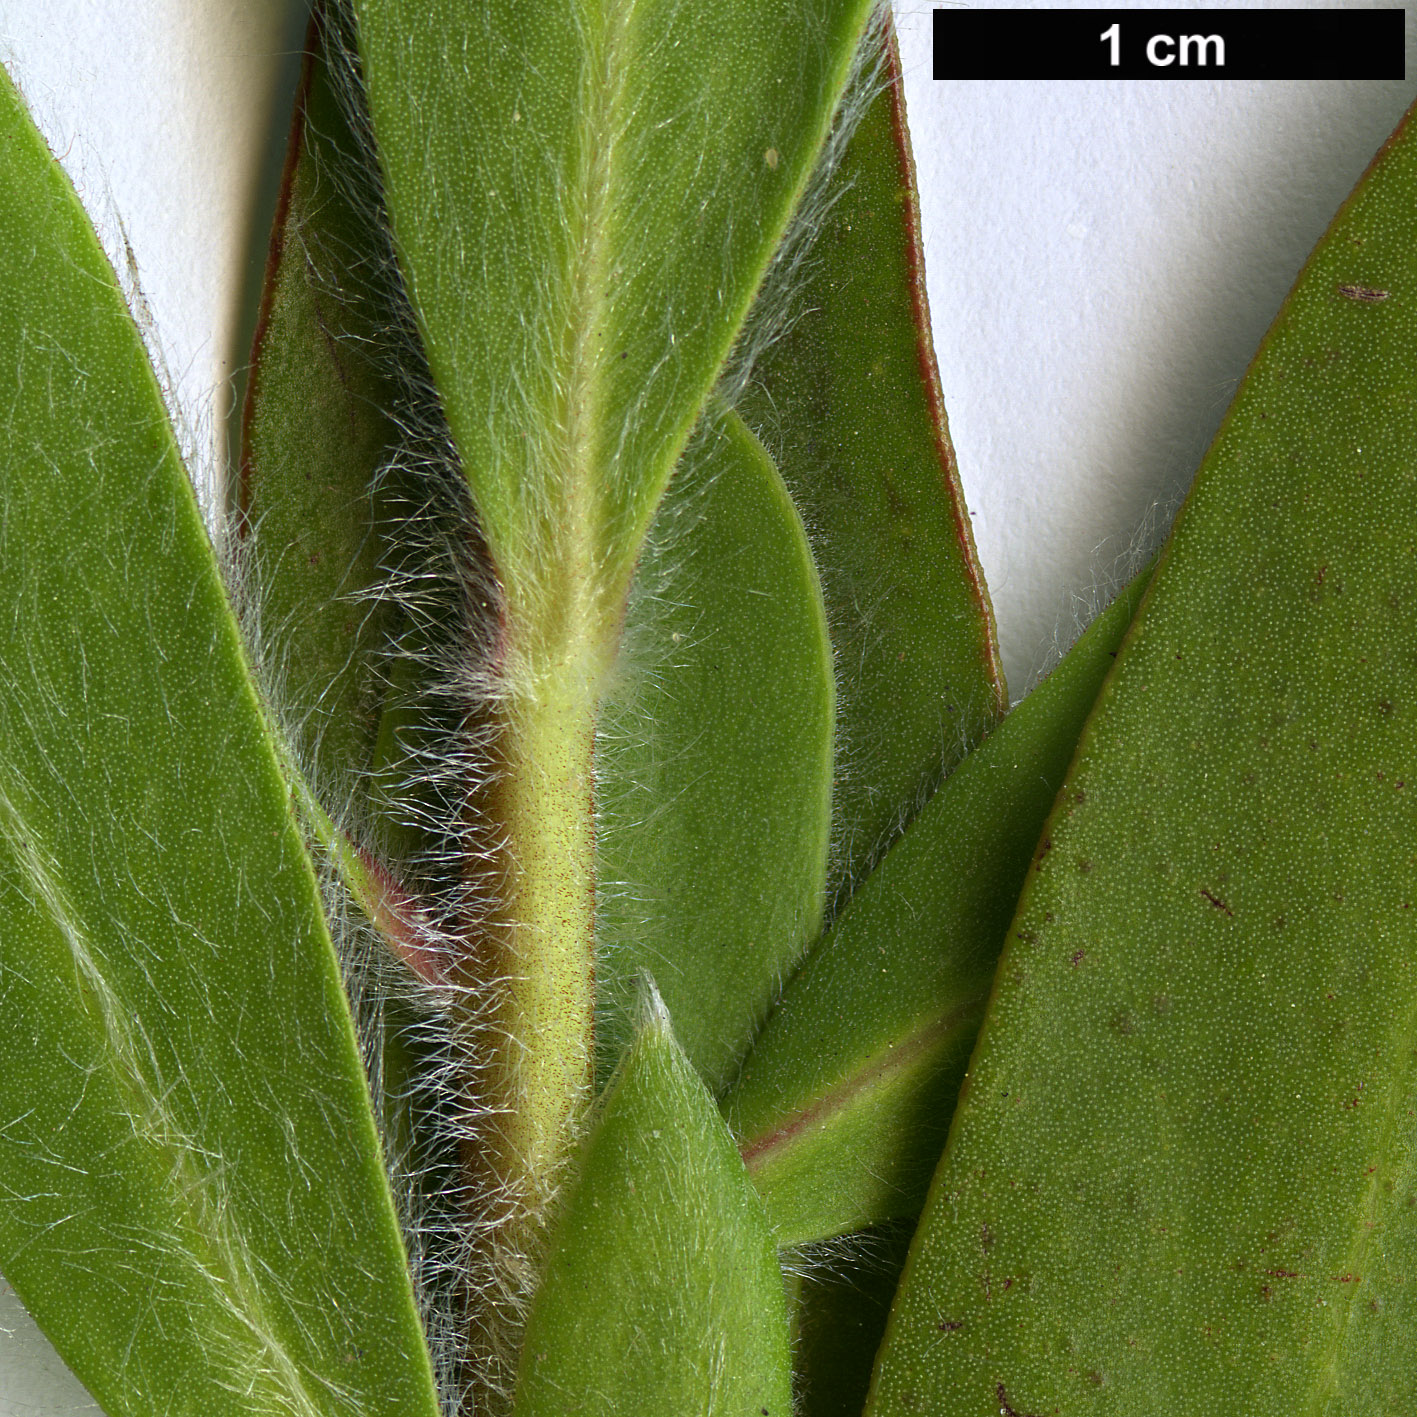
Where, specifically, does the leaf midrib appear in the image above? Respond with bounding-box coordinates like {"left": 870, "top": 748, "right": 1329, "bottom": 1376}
{"left": 740, "top": 988, "right": 987, "bottom": 1175}
{"left": 0, "top": 779, "right": 329, "bottom": 1415}
{"left": 541, "top": 0, "right": 636, "bottom": 641}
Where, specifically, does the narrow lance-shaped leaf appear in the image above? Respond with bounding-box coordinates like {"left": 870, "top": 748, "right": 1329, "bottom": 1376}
{"left": 240, "top": 10, "right": 403, "bottom": 793}
{"left": 0, "top": 71, "right": 440, "bottom": 1417}
{"left": 737, "top": 21, "right": 1005, "bottom": 893}
{"left": 870, "top": 102, "right": 1417, "bottom": 1416}
{"left": 513, "top": 981, "right": 793, "bottom": 1417}
{"left": 598, "top": 407, "right": 835, "bottom": 1091}
{"left": 240, "top": 8, "right": 466, "bottom": 891}
{"left": 726, "top": 568, "right": 1151, "bottom": 1247}
{"left": 240, "top": 12, "right": 450, "bottom": 970}
{"left": 239, "top": 17, "right": 459, "bottom": 1215}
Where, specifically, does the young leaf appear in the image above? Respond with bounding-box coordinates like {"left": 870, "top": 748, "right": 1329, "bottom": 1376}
{"left": 0, "top": 69, "right": 439, "bottom": 1417}
{"left": 869, "top": 104, "right": 1417, "bottom": 1415}
{"left": 349, "top": 0, "right": 877, "bottom": 611}
{"left": 737, "top": 23, "right": 1005, "bottom": 893}
{"left": 240, "top": 13, "right": 402, "bottom": 791}
{"left": 598, "top": 408, "right": 835, "bottom": 1091}
{"left": 512, "top": 983, "right": 792, "bottom": 1417}
{"left": 726, "top": 569, "right": 1150, "bottom": 1246}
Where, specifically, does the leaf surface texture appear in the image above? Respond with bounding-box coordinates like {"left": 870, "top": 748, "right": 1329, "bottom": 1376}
{"left": 599, "top": 409, "right": 835, "bottom": 1090}
{"left": 0, "top": 70, "right": 439, "bottom": 1417}
{"left": 869, "top": 104, "right": 1417, "bottom": 1417}
{"left": 728, "top": 570, "right": 1149, "bottom": 1245}
{"left": 513, "top": 984, "right": 792, "bottom": 1417}
{"left": 736, "top": 27, "right": 1005, "bottom": 892}
{"left": 351, "top": 0, "right": 876, "bottom": 615}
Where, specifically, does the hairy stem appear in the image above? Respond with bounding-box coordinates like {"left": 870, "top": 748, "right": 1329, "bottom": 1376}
{"left": 478, "top": 650, "right": 602, "bottom": 1214}
{"left": 458, "top": 600, "right": 617, "bottom": 1399}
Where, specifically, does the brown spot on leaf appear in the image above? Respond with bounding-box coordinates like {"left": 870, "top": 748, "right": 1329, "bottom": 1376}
{"left": 996, "top": 1383, "right": 1042, "bottom": 1417}
{"left": 1200, "top": 887, "right": 1234, "bottom": 917}
{"left": 1338, "top": 283, "right": 1389, "bottom": 303}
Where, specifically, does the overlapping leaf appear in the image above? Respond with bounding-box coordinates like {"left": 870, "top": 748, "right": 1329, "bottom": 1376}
{"left": 240, "top": 20, "right": 402, "bottom": 790}
{"left": 243, "top": 26, "right": 838, "bottom": 1101}
{"left": 728, "top": 569, "right": 1149, "bottom": 1247}
{"left": 870, "top": 104, "right": 1417, "bottom": 1416}
{"left": 513, "top": 983, "right": 792, "bottom": 1417}
{"left": 736, "top": 27, "right": 1005, "bottom": 894}
{"left": 350, "top": 0, "right": 877, "bottom": 616}
{"left": 0, "top": 70, "right": 439, "bottom": 1417}
{"left": 598, "top": 409, "right": 834, "bottom": 1090}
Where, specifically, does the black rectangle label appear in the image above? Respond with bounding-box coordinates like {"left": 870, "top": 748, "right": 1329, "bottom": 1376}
{"left": 933, "top": 8, "right": 1404, "bottom": 80}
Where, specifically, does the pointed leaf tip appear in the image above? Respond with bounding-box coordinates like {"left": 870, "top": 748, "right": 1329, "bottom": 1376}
{"left": 515, "top": 991, "right": 792, "bottom": 1417}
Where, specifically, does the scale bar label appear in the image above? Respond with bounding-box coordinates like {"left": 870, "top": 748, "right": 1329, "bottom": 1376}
{"left": 933, "top": 8, "right": 1405, "bottom": 80}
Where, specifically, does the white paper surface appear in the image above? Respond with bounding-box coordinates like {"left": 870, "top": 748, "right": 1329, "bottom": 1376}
{"left": 895, "top": 1, "right": 1416, "bottom": 685}
{"left": 0, "top": 1, "right": 1412, "bottom": 1409}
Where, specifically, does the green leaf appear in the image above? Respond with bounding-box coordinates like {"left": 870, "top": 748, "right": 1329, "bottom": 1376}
{"left": 598, "top": 408, "right": 835, "bottom": 1091}
{"left": 512, "top": 982, "right": 792, "bottom": 1417}
{"left": 736, "top": 23, "right": 1005, "bottom": 892}
{"left": 0, "top": 69, "right": 438, "bottom": 1417}
{"left": 349, "top": 0, "right": 876, "bottom": 614}
{"left": 240, "top": 15, "right": 402, "bottom": 791}
{"left": 240, "top": 12, "right": 448, "bottom": 909}
{"left": 868, "top": 105, "right": 1417, "bottom": 1415}
{"left": 726, "top": 570, "right": 1149, "bottom": 1246}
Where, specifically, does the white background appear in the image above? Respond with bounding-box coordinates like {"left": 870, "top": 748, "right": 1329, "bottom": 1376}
{"left": 0, "top": 2, "right": 1413, "bottom": 1410}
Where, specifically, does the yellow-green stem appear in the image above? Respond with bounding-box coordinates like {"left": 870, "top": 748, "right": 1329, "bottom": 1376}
{"left": 461, "top": 591, "right": 622, "bottom": 1285}
{"left": 479, "top": 659, "right": 600, "bottom": 1217}
{"left": 452, "top": 611, "right": 613, "bottom": 1409}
